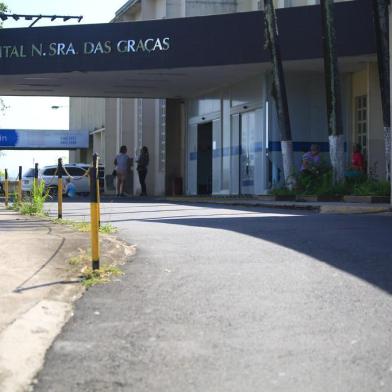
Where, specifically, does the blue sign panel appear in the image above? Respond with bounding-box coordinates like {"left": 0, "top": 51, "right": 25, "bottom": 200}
{"left": 0, "top": 130, "right": 18, "bottom": 147}
{"left": 0, "top": 129, "right": 89, "bottom": 149}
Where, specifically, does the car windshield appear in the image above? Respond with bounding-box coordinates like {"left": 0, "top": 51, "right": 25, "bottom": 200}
{"left": 23, "top": 168, "right": 35, "bottom": 178}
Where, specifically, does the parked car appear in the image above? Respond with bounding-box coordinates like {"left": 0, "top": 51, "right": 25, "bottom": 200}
{"left": 22, "top": 163, "right": 104, "bottom": 196}
{"left": 21, "top": 168, "right": 36, "bottom": 193}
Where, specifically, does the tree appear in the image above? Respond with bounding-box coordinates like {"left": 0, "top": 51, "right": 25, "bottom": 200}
{"left": 371, "top": 0, "right": 390, "bottom": 180}
{"left": 264, "top": 0, "right": 295, "bottom": 188}
{"left": 320, "top": 0, "right": 345, "bottom": 184}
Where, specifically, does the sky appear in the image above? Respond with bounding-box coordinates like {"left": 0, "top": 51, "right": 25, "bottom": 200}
{"left": 0, "top": 0, "right": 127, "bottom": 176}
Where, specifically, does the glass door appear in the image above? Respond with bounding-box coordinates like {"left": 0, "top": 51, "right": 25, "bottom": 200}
{"left": 240, "top": 111, "right": 256, "bottom": 194}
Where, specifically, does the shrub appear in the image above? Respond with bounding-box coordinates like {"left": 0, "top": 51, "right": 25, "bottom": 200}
{"left": 353, "top": 179, "right": 390, "bottom": 197}
{"left": 19, "top": 180, "right": 49, "bottom": 215}
{"left": 271, "top": 166, "right": 390, "bottom": 197}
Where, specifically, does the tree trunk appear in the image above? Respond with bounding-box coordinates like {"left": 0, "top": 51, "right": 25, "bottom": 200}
{"left": 371, "top": 0, "right": 390, "bottom": 180}
{"left": 264, "top": 0, "right": 295, "bottom": 188}
{"left": 320, "top": 0, "right": 345, "bottom": 184}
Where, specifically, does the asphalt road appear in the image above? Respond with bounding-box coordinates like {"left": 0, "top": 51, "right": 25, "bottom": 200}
{"left": 35, "top": 201, "right": 392, "bottom": 392}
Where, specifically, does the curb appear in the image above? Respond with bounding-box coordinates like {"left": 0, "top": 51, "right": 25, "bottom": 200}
{"left": 165, "top": 197, "right": 391, "bottom": 214}
{"left": 320, "top": 205, "right": 391, "bottom": 214}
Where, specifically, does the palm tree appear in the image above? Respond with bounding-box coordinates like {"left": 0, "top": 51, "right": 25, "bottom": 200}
{"left": 264, "top": 0, "right": 295, "bottom": 189}
{"left": 371, "top": 0, "right": 390, "bottom": 180}
{"left": 320, "top": 0, "right": 345, "bottom": 184}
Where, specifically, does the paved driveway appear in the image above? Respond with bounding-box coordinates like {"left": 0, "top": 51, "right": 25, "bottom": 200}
{"left": 35, "top": 201, "right": 392, "bottom": 392}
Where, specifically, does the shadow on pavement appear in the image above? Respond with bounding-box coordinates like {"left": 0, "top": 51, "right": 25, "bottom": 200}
{"left": 14, "top": 279, "right": 81, "bottom": 293}
{"left": 114, "top": 203, "right": 392, "bottom": 295}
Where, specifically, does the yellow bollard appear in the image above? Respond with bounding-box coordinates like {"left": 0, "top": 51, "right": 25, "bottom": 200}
{"left": 90, "top": 153, "right": 100, "bottom": 270}
{"left": 4, "top": 168, "right": 8, "bottom": 207}
{"left": 33, "top": 163, "right": 39, "bottom": 191}
{"left": 57, "top": 158, "right": 63, "bottom": 219}
{"left": 96, "top": 156, "right": 101, "bottom": 228}
{"left": 18, "top": 166, "right": 22, "bottom": 204}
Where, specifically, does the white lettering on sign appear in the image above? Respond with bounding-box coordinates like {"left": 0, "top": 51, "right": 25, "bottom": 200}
{"left": 116, "top": 38, "right": 170, "bottom": 54}
{"left": 0, "top": 37, "right": 171, "bottom": 59}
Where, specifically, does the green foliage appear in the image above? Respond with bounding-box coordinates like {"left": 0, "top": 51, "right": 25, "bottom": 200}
{"left": 10, "top": 191, "right": 21, "bottom": 210}
{"left": 99, "top": 223, "right": 118, "bottom": 234}
{"left": 352, "top": 179, "right": 390, "bottom": 197}
{"left": 270, "top": 187, "right": 296, "bottom": 196}
{"left": 68, "top": 249, "right": 91, "bottom": 266}
{"left": 19, "top": 180, "right": 49, "bottom": 216}
{"left": 271, "top": 166, "right": 390, "bottom": 197}
{"left": 81, "top": 264, "right": 123, "bottom": 288}
{"left": 52, "top": 218, "right": 117, "bottom": 234}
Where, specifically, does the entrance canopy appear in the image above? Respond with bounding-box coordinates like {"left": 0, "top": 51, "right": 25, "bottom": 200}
{"left": 0, "top": 0, "right": 375, "bottom": 99}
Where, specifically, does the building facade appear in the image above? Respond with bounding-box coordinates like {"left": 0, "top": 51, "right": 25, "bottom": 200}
{"left": 70, "top": 0, "right": 384, "bottom": 196}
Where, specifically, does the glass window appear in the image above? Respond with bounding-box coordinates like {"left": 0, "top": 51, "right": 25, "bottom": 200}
{"left": 66, "top": 167, "right": 85, "bottom": 176}
{"left": 354, "top": 95, "right": 368, "bottom": 157}
{"left": 23, "top": 168, "right": 35, "bottom": 177}
{"left": 43, "top": 168, "right": 56, "bottom": 176}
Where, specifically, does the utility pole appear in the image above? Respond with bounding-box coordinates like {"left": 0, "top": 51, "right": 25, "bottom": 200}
{"left": 264, "top": 0, "right": 295, "bottom": 189}
{"left": 320, "top": 0, "right": 345, "bottom": 184}
{"left": 371, "top": 0, "right": 390, "bottom": 180}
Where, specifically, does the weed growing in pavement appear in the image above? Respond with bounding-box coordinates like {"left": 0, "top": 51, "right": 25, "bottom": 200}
{"left": 81, "top": 264, "right": 123, "bottom": 288}
{"left": 68, "top": 248, "right": 91, "bottom": 266}
{"left": 67, "top": 248, "right": 123, "bottom": 288}
{"left": 18, "top": 181, "right": 49, "bottom": 216}
{"left": 10, "top": 191, "right": 20, "bottom": 210}
{"left": 99, "top": 223, "right": 118, "bottom": 234}
{"left": 51, "top": 218, "right": 118, "bottom": 234}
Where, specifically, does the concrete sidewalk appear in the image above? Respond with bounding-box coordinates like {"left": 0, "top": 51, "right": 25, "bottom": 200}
{"left": 165, "top": 196, "right": 392, "bottom": 214}
{"left": 0, "top": 207, "right": 90, "bottom": 392}
{"left": 0, "top": 207, "right": 135, "bottom": 392}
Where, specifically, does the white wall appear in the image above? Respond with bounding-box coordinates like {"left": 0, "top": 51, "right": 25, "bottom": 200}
{"left": 185, "top": 0, "right": 236, "bottom": 17}
{"left": 69, "top": 98, "right": 105, "bottom": 163}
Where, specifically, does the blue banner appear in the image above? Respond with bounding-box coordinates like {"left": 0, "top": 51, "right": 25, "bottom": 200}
{"left": 0, "top": 130, "right": 18, "bottom": 147}
{"left": 0, "top": 129, "right": 89, "bottom": 149}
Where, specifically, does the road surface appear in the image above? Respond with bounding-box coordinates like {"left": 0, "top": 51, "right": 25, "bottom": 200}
{"left": 35, "top": 201, "right": 392, "bottom": 392}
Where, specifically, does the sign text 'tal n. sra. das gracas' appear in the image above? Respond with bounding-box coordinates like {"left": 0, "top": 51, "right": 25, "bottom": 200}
{"left": 0, "top": 37, "right": 171, "bottom": 59}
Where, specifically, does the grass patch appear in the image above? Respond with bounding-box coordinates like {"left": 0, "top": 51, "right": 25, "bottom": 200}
{"left": 68, "top": 249, "right": 91, "bottom": 266}
{"left": 81, "top": 264, "right": 124, "bottom": 288}
{"left": 67, "top": 248, "right": 124, "bottom": 288}
{"left": 51, "top": 218, "right": 117, "bottom": 234}
{"left": 99, "top": 223, "right": 118, "bottom": 234}
{"left": 18, "top": 181, "right": 49, "bottom": 216}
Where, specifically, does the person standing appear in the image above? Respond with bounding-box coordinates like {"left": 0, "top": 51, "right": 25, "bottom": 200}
{"left": 351, "top": 143, "right": 365, "bottom": 172}
{"left": 136, "top": 146, "right": 149, "bottom": 196}
{"left": 114, "top": 145, "right": 131, "bottom": 197}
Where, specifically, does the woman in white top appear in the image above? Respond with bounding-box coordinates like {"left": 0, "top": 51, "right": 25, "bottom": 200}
{"left": 114, "top": 145, "right": 130, "bottom": 196}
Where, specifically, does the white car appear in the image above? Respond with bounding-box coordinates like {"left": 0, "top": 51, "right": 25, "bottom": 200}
{"left": 22, "top": 163, "right": 104, "bottom": 195}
